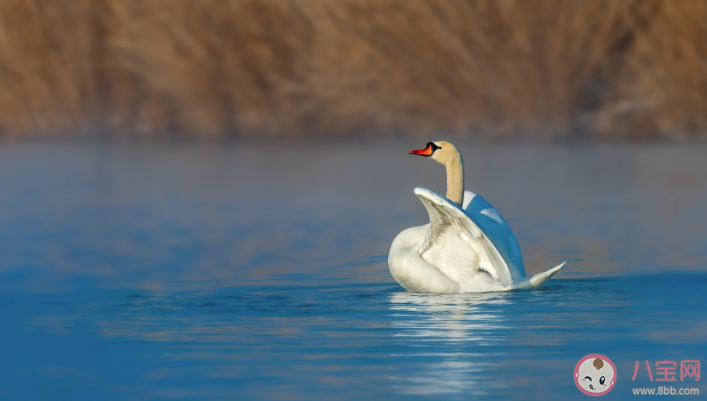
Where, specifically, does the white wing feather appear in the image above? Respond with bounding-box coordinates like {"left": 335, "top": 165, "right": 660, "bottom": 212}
{"left": 414, "top": 188, "right": 513, "bottom": 287}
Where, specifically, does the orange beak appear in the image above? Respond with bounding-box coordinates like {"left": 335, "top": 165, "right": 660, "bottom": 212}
{"left": 410, "top": 144, "right": 434, "bottom": 156}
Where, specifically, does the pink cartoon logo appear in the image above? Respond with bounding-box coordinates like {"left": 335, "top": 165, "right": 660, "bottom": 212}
{"left": 574, "top": 354, "right": 617, "bottom": 396}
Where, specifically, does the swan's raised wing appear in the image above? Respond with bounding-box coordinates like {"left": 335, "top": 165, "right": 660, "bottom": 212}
{"left": 414, "top": 188, "right": 513, "bottom": 287}
{"left": 462, "top": 191, "right": 526, "bottom": 280}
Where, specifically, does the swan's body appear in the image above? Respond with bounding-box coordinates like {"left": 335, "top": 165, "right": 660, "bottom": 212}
{"left": 389, "top": 141, "right": 564, "bottom": 293}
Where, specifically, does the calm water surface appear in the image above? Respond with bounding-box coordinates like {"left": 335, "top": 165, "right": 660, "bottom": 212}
{"left": 0, "top": 140, "right": 705, "bottom": 400}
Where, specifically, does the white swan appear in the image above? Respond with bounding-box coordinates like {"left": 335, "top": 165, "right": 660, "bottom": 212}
{"left": 388, "top": 141, "right": 565, "bottom": 293}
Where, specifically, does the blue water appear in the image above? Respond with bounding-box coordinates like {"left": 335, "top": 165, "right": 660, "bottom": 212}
{"left": 0, "top": 141, "right": 705, "bottom": 400}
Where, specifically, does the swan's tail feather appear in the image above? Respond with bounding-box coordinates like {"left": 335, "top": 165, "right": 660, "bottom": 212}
{"left": 511, "top": 261, "right": 566, "bottom": 290}
{"left": 528, "top": 261, "right": 566, "bottom": 287}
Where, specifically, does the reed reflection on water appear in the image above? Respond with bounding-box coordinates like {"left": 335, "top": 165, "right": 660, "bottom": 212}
{"left": 0, "top": 141, "right": 705, "bottom": 400}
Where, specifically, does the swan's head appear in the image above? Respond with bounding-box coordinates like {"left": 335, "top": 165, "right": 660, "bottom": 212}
{"left": 410, "top": 141, "right": 464, "bottom": 205}
{"left": 409, "top": 141, "right": 460, "bottom": 166}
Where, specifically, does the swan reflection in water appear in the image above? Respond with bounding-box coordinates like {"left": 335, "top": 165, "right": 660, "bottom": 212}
{"left": 388, "top": 291, "right": 513, "bottom": 396}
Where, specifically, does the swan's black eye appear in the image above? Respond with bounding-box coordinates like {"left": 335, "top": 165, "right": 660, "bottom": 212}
{"left": 599, "top": 376, "right": 605, "bottom": 385}
{"left": 584, "top": 376, "right": 592, "bottom": 381}
{"left": 427, "top": 142, "right": 442, "bottom": 151}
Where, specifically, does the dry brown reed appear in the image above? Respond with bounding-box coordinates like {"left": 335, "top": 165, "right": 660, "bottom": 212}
{"left": 0, "top": 0, "right": 706, "bottom": 139}
{"left": 596, "top": 0, "right": 707, "bottom": 140}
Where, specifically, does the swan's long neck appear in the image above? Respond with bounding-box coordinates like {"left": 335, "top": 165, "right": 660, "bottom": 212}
{"left": 445, "top": 153, "right": 464, "bottom": 206}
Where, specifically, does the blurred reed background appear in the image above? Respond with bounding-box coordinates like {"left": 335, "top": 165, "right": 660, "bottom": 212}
{"left": 1, "top": 0, "right": 706, "bottom": 140}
